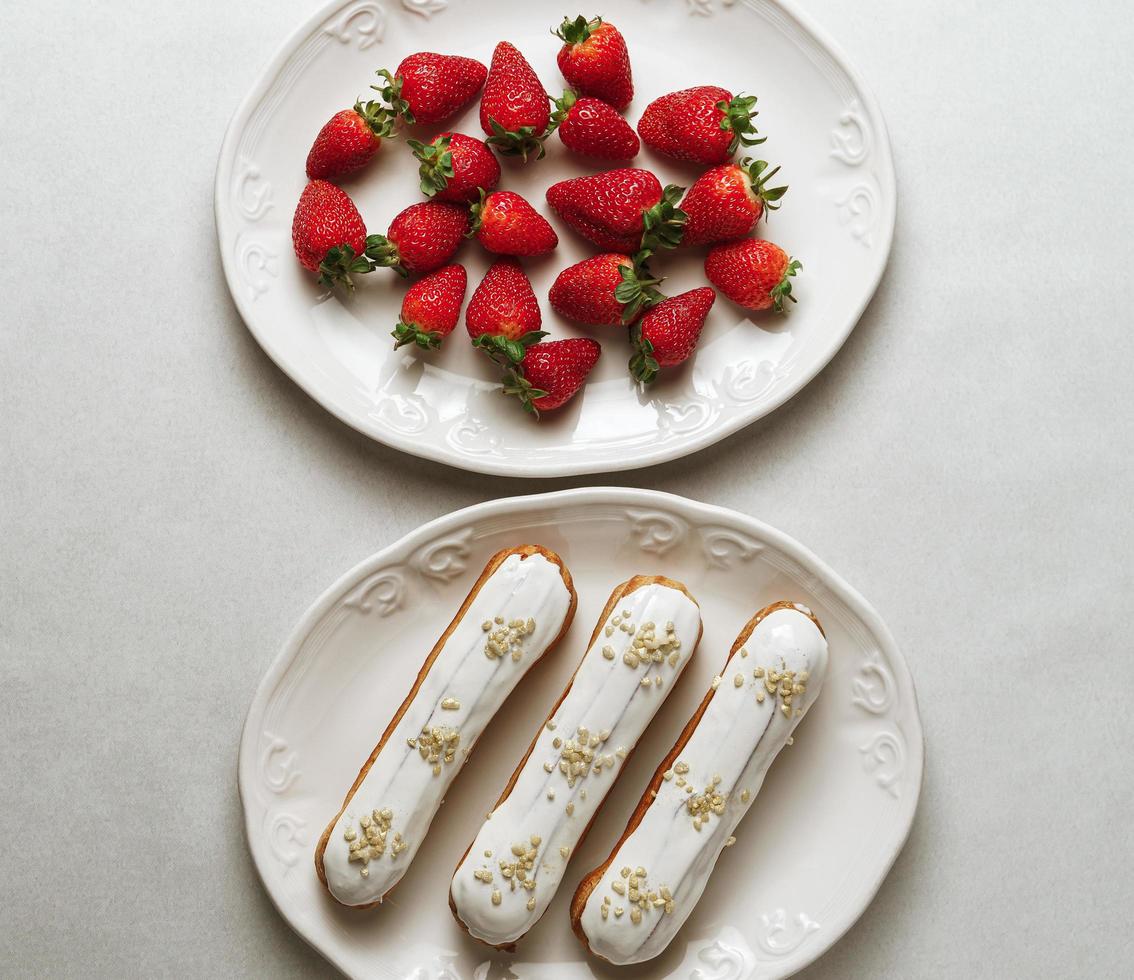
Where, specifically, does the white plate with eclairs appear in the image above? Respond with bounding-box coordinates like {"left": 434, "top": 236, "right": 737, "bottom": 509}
{"left": 216, "top": 0, "right": 895, "bottom": 477}
{"left": 239, "top": 488, "right": 922, "bottom": 978}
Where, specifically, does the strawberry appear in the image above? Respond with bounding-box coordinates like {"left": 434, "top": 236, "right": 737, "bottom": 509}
{"left": 554, "top": 16, "right": 633, "bottom": 110}
{"left": 629, "top": 287, "right": 716, "bottom": 383}
{"left": 480, "top": 42, "right": 551, "bottom": 160}
{"left": 638, "top": 86, "right": 763, "bottom": 165}
{"left": 409, "top": 132, "right": 500, "bottom": 202}
{"left": 478, "top": 335, "right": 601, "bottom": 416}
{"left": 680, "top": 159, "right": 787, "bottom": 247}
{"left": 545, "top": 168, "right": 686, "bottom": 254}
{"left": 469, "top": 190, "right": 558, "bottom": 257}
{"left": 365, "top": 201, "right": 469, "bottom": 277}
{"left": 551, "top": 91, "right": 639, "bottom": 160}
{"left": 503, "top": 338, "right": 601, "bottom": 415}
{"left": 392, "top": 264, "right": 468, "bottom": 350}
{"left": 372, "top": 53, "right": 487, "bottom": 125}
{"left": 291, "top": 180, "right": 371, "bottom": 290}
{"left": 305, "top": 101, "right": 393, "bottom": 181}
{"left": 465, "top": 258, "right": 543, "bottom": 341}
{"left": 704, "top": 239, "right": 801, "bottom": 312}
{"left": 549, "top": 253, "right": 663, "bottom": 326}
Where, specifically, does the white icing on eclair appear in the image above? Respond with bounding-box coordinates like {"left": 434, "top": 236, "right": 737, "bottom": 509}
{"left": 577, "top": 605, "right": 828, "bottom": 965}
{"left": 451, "top": 581, "right": 702, "bottom": 946}
{"left": 320, "top": 551, "right": 573, "bottom": 907}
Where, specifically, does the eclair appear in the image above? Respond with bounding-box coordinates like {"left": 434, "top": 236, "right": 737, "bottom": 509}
{"left": 315, "top": 545, "right": 576, "bottom": 908}
{"left": 450, "top": 576, "right": 703, "bottom": 948}
{"left": 571, "top": 601, "right": 828, "bottom": 965}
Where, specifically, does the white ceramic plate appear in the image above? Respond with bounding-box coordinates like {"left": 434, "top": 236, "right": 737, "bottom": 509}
{"left": 216, "top": 0, "right": 894, "bottom": 477}
{"left": 239, "top": 488, "right": 922, "bottom": 978}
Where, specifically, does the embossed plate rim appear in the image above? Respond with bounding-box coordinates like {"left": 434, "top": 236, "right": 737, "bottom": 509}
{"left": 215, "top": 0, "right": 896, "bottom": 477}
{"left": 238, "top": 487, "right": 923, "bottom": 978}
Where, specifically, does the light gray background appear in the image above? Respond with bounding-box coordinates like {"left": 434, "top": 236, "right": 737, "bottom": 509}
{"left": 2, "top": 0, "right": 1131, "bottom": 976}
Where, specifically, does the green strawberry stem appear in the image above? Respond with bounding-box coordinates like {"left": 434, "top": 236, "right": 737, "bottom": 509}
{"left": 317, "top": 244, "right": 374, "bottom": 292}
{"left": 363, "top": 235, "right": 407, "bottom": 278}
{"left": 553, "top": 14, "right": 601, "bottom": 45}
{"left": 472, "top": 331, "right": 549, "bottom": 418}
{"left": 391, "top": 321, "right": 443, "bottom": 351}
{"left": 485, "top": 117, "right": 550, "bottom": 162}
{"left": 640, "top": 184, "right": 687, "bottom": 253}
{"left": 547, "top": 90, "right": 577, "bottom": 135}
{"left": 627, "top": 321, "right": 660, "bottom": 386}
{"left": 716, "top": 93, "right": 765, "bottom": 154}
{"left": 614, "top": 256, "right": 666, "bottom": 325}
{"left": 500, "top": 369, "right": 550, "bottom": 418}
{"left": 770, "top": 258, "right": 802, "bottom": 313}
{"left": 466, "top": 186, "right": 490, "bottom": 238}
{"left": 409, "top": 136, "right": 454, "bottom": 198}
{"left": 371, "top": 69, "right": 415, "bottom": 125}
{"left": 471, "top": 330, "right": 547, "bottom": 369}
{"left": 353, "top": 99, "right": 396, "bottom": 140}
{"left": 741, "top": 158, "right": 788, "bottom": 215}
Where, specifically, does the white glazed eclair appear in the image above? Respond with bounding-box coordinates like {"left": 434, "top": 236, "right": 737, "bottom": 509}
{"left": 315, "top": 545, "right": 576, "bottom": 908}
{"left": 449, "top": 576, "right": 703, "bottom": 948}
{"left": 571, "top": 601, "right": 828, "bottom": 965}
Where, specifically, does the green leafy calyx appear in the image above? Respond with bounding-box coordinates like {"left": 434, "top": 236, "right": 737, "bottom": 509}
{"left": 363, "top": 234, "right": 407, "bottom": 278}
{"left": 409, "top": 135, "right": 454, "bottom": 198}
{"left": 391, "top": 321, "right": 444, "bottom": 351}
{"left": 317, "top": 244, "right": 373, "bottom": 292}
{"left": 628, "top": 321, "right": 660, "bottom": 386}
{"left": 614, "top": 254, "right": 666, "bottom": 325}
{"left": 548, "top": 90, "right": 578, "bottom": 133}
{"left": 640, "top": 184, "right": 688, "bottom": 253}
{"left": 554, "top": 15, "right": 601, "bottom": 46}
{"left": 472, "top": 331, "right": 549, "bottom": 418}
{"left": 371, "top": 69, "right": 415, "bottom": 125}
{"left": 485, "top": 117, "right": 549, "bottom": 162}
{"left": 353, "top": 99, "right": 396, "bottom": 140}
{"left": 741, "top": 158, "right": 788, "bottom": 215}
{"left": 770, "top": 258, "right": 802, "bottom": 313}
{"left": 716, "top": 94, "right": 764, "bottom": 154}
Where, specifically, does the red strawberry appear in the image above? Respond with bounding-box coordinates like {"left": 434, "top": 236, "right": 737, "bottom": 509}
{"left": 469, "top": 190, "right": 558, "bottom": 257}
{"left": 504, "top": 338, "right": 601, "bottom": 414}
{"left": 305, "top": 101, "right": 393, "bottom": 181}
{"left": 365, "top": 201, "right": 469, "bottom": 277}
{"left": 545, "top": 168, "right": 686, "bottom": 254}
{"left": 291, "top": 180, "right": 371, "bottom": 290}
{"left": 704, "top": 239, "right": 801, "bottom": 312}
{"left": 552, "top": 92, "right": 639, "bottom": 160}
{"left": 554, "top": 16, "right": 633, "bottom": 110}
{"left": 373, "top": 53, "right": 487, "bottom": 125}
{"left": 392, "top": 264, "right": 467, "bottom": 350}
{"left": 409, "top": 132, "right": 500, "bottom": 202}
{"left": 680, "top": 159, "right": 787, "bottom": 247}
{"left": 629, "top": 287, "right": 716, "bottom": 383}
{"left": 549, "top": 253, "right": 663, "bottom": 326}
{"left": 480, "top": 42, "right": 551, "bottom": 160}
{"left": 465, "top": 258, "right": 543, "bottom": 341}
{"left": 638, "top": 86, "right": 762, "bottom": 165}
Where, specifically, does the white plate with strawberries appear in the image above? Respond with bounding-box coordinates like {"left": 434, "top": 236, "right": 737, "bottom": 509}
{"left": 216, "top": 0, "right": 895, "bottom": 477}
{"left": 238, "top": 488, "right": 922, "bottom": 979}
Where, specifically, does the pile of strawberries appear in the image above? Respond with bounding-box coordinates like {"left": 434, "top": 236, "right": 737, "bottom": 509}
{"left": 291, "top": 15, "right": 801, "bottom": 417}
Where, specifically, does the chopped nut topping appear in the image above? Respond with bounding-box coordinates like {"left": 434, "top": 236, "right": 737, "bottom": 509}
{"left": 440, "top": 697, "right": 460, "bottom": 711}
{"left": 344, "top": 807, "right": 405, "bottom": 877}
{"left": 484, "top": 615, "right": 537, "bottom": 661}
{"left": 491, "top": 889, "right": 502, "bottom": 905}
{"left": 725, "top": 835, "right": 737, "bottom": 847}
{"left": 417, "top": 725, "right": 460, "bottom": 774}
{"left": 733, "top": 673, "right": 744, "bottom": 688}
